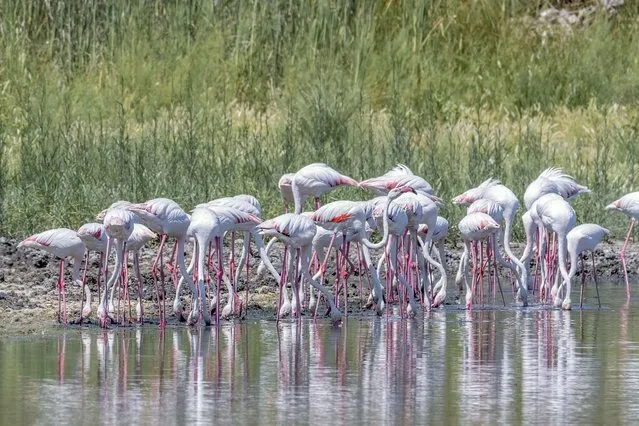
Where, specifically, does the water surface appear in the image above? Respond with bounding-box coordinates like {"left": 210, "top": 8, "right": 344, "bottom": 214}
{"left": 2, "top": 286, "right": 639, "bottom": 425}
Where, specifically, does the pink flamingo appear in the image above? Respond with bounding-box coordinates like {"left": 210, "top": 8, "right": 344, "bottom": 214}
{"left": 458, "top": 213, "right": 501, "bottom": 309}
{"left": 565, "top": 224, "right": 608, "bottom": 308}
{"left": 124, "top": 224, "right": 157, "bottom": 322}
{"left": 393, "top": 191, "right": 447, "bottom": 308}
{"left": 524, "top": 168, "right": 591, "bottom": 210}
{"left": 311, "top": 187, "right": 415, "bottom": 315}
{"left": 98, "top": 208, "right": 135, "bottom": 327}
{"left": 453, "top": 178, "right": 528, "bottom": 306}
{"left": 291, "top": 163, "right": 358, "bottom": 214}
{"left": 536, "top": 196, "right": 576, "bottom": 310}
{"left": 127, "top": 198, "right": 191, "bottom": 327}
{"left": 257, "top": 213, "right": 343, "bottom": 324}
{"left": 18, "top": 228, "right": 89, "bottom": 324}
{"left": 184, "top": 206, "right": 253, "bottom": 326}
{"left": 359, "top": 164, "right": 435, "bottom": 197}
{"left": 279, "top": 173, "right": 295, "bottom": 212}
{"left": 606, "top": 192, "right": 639, "bottom": 299}
{"left": 417, "top": 216, "right": 449, "bottom": 304}
{"left": 77, "top": 222, "right": 107, "bottom": 315}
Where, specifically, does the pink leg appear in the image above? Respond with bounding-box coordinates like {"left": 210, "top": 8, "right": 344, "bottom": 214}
{"left": 356, "top": 242, "right": 363, "bottom": 308}
{"left": 620, "top": 219, "right": 635, "bottom": 300}
{"left": 151, "top": 234, "right": 167, "bottom": 328}
{"left": 167, "top": 242, "right": 178, "bottom": 282}
{"left": 97, "top": 252, "right": 103, "bottom": 301}
{"left": 292, "top": 248, "right": 302, "bottom": 318}
{"left": 229, "top": 232, "right": 236, "bottom": 291}
{"left": 78, "top": 250, "right": 89, "bottom": 323}
{"left": 479, "top": 241, "right": 485, "bottom": 306}
{"left": 342, "top": 239, "right": 349, "bottom": 317}
{"left": 591, "top": 253, "right": 601, "bottom": 309}
{"left": 469, "top": 241, "right": 477, "bottom": 311}
{"left": 135, "top": 252, "right": 144, "bottom": 323}
{"left": 580, "top": 253, "right": 586, "bottom": 309}
{"left": 276, "top": 246, "right": 286, "bottom": 324}
{"left": 57, "top": 260, "right": 63, "bottom": 323}
{"left": 215, "top": 236, "right": 223, "bottom": 325}
{"left": 124, "top": 247, "right": 132, "bottom": 324}
{"left": 61, "top": 260, "right": 67, "bottom": 324}
{"left": 245, "top": 239, "right": 251, "bottom": 317}
{"left": 315, "top": 197, "right": 321, "bottom": 210}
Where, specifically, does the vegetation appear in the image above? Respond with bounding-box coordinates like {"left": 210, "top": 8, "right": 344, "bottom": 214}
{"left": 1, "top": 0, "right": 639, "bottom": 239}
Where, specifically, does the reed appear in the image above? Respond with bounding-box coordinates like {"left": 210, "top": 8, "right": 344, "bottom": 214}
{"left": 2, "top": 1, "right": 639, "bottom": 240}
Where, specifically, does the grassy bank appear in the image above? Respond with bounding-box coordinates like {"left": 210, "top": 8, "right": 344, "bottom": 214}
{"left": 1, "top": 0, "right": 639, "bottom": 239}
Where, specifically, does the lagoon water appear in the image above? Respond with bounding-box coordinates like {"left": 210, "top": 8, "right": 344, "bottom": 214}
{"left": 2, "top": 286, "right": 639, "bottom": 425}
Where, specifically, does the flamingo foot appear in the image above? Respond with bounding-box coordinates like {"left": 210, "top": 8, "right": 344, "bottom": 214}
{"left": 407, "top": 302, "right": 418, "bottom": 317}
{"left": 279, "top": 299, "right": 292, "bottom": 318}
{"left": 553, "top": 295, "right": 563, "bottom": 308}
{"left": 562, "top": 298, "right": 572, "bottom": 310}
{"left": 516, "top": 289, "right": 528, "bottom": 307}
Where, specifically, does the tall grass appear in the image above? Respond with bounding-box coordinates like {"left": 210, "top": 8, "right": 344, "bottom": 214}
{"left": 1, "top": 0, "right": 639, "bottom": 240}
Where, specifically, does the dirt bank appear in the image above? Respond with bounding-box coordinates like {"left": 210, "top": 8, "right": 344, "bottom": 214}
{"left": 0, "top": 237, "right": 637, "bottom": 335}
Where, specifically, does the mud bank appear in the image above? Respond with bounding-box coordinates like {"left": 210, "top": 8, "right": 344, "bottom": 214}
{"left": 0, "top": 236, "right": 637, "bottom": 335}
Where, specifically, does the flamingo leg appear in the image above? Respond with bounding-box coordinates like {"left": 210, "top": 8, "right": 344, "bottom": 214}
{"left": 78, "top": 250, "right": 89, "bottom": 324}
{"left": 356, "top": 242, "right": 363, "bottom": 308}
{"left": 151, "top": 234, "right": 168, "bottom": 328}
{"left": 580, "top": 253, "right": 586, "bottom": 309}
{"left": 620, "top": 219, "right": 635, "bottom": 300}
{"left": 215, "top": 236, "right": 223, "bottom": 325}
{"left": 492, "top": 234, "right": 505, "bottom": 307}
{"left": 57, "top": 259, "right": 63, "bottom": 324}
{"left": 134, "top": 252, "right": 144, "bottom": 323}
{"left": 292, "top": 248, "right": 302, "bottom": 318}
{"left": 592, "top": 252, "right": 601, "bottom": 309}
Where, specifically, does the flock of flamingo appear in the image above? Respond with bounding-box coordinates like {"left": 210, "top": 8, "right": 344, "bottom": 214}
{"left": 16, "top": 163, "right": 639, "bottom": 328}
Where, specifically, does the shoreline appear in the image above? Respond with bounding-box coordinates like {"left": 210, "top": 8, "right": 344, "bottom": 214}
{"left": 1, "top": 237, "right": 637, "bottom": 336}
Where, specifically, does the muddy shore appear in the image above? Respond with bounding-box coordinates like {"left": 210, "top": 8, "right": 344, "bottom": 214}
{"left": 1, "top": 236, "right": 637, "bottom": 335}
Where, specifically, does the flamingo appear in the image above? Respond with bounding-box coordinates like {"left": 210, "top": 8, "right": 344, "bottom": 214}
{"left": 417, "top": 216, "right": 449, "bottom": 304}
{"left": 291, "top": 163, "right": 358, "bottom": 213}
{"left": 359, "top": 164, "right": 434, "bottom": 197}
{"left": 77, "top": 222, "right": 107, "bottom": 314}
{"left": 87, "top": 223, "right": 155, "bottom": 322}
{"left": 524, "top": 167, "right": 591, "bottom": 210}
{"left": 98, "top": 208, "right": 135, "bottom": 327}
{"left": 308, "top": 218, "right": 376, "bottom": 315}
{"left": 18, "top": 228, "right": 88, "bottom": 324}
{"left": 370, "top": 198, "right": 413, "bottom": 310}
{"left": 453, "top": 178, "right": 528, "bottom": 306}
{"left": 257, "top": 213, "right": 343, "bottom": 324}
{"left": 565, "top": 224, "right": 609, "bottom": 309}
{"left": 279, "top": 173, "right": 295, "bottom": 213}
{"left": 123, "top": 224, "right": 157, "bottom": 322}
{"left": 393, "top": 191, "right": 447, "bottom": 309}
{"left": 536, "top": 196, "right": 576, "bottom": 310}
{"left": 311, "top": 187, "right": 416, "bottom": 315}
{"left": 127, "top": 198, "right": 191, "bottom": 327}
{"left": 194, "top": 205, "right": 262, "bottom": 321}
{"left": 606, "top": 192, "right": 639, "bottom": 299}
{"left": 458, "top": 213, "right": 501, "bottom": 309}
{"left": 199, "top": 195, "right": 262, "bottom": 296}
{"left": 183, "top": 206, "right": 230, "bottom": 326}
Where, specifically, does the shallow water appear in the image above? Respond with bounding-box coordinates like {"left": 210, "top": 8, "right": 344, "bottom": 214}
{"left": 2, "top": 286, "right": 639, "bottom": 425}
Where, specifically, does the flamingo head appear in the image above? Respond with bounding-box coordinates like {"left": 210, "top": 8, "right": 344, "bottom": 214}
{"left": 605, "top": 200, "right": 621, "bottom": 211}
{"left": 388, "top": 185, "right": 416, "bottom": 199}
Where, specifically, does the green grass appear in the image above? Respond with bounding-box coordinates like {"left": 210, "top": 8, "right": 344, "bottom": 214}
{"left": 1, "top": 0, "right": 639, "bottom": 240}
